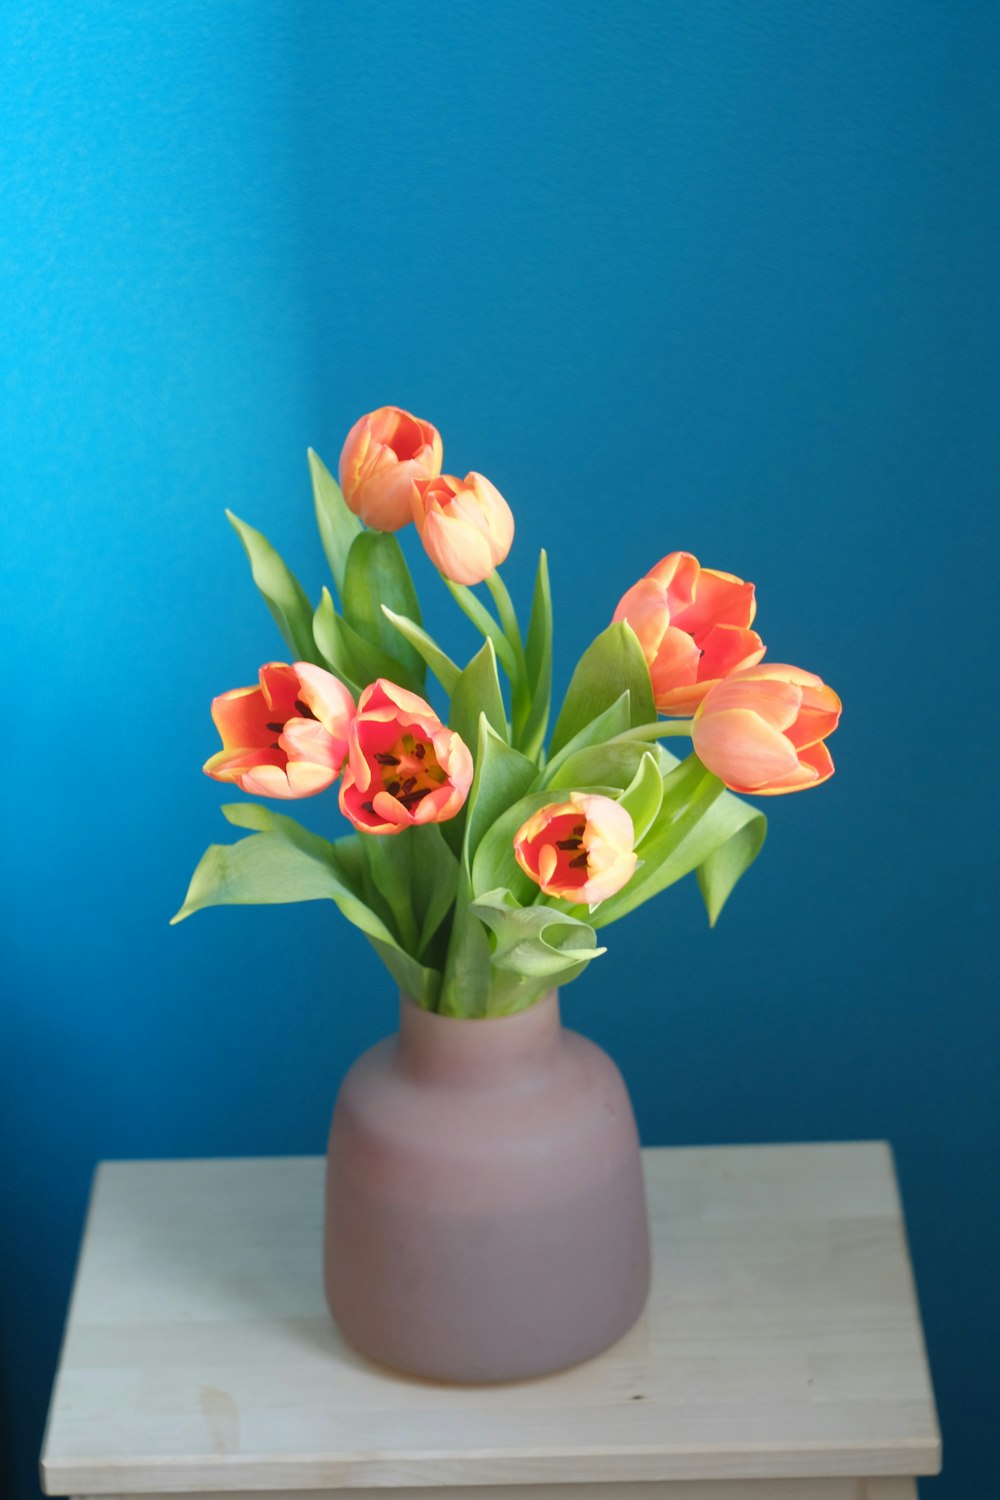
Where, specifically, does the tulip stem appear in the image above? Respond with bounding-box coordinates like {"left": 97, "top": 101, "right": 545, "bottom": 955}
{"left": 486, "top": 569, "right": 532, "bottom": 744}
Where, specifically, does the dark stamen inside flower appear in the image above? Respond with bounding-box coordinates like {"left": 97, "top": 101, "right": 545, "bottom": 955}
{"left": 375, "top": 752, "right": 401, "bottom": 765}
{"left": 385, "top": 781, "right": 401, "bottom": 796}
{"left": 569, "top": 853, "right": 589, "bottom": 869}
{"left": 266, "top": 722, "right": 284, "bottom": 733}
{"left": 361, "top": 800, "right": 375, "bottom": 814}
{"left": 294, "top": 698, "right": 317, "bottom": 719}
{"left": 402, "top": 777, "right": 417, "bottom": 793}
{"left": 400, "top": 786, "right": 433, "bottom": 809}
{"left": 556, "top": 837, "right": 583, "bottom": 850}
{"left": 414, "top": 743, "right": 426, "bottom": 760}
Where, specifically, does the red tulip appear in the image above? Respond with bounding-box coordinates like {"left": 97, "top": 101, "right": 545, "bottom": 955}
{"left": 339, "top": 679, "right": 474, "bottom": 834}
{"left": 692, "top": 663, "right": 842, "bottom": 795}
{"left": 614, "top": 551, "right": 764, "bottom": 715}
{"left": 411, "top": 471, "right": 514, "bottom": 585}
{"left": 204, "top": 662, "right": 355, "bottom": 799}
{"left": 339, "top": 405, "right": 443, "bottom": 531}
{"left": 513, "top": 793, "right": 637, "bottom": 906}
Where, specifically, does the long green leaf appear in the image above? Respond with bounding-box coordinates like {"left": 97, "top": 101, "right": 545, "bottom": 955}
{"left": 463, "top": 717, "right": 538, "bottom": 869}
{"left": 542, "top": 692, "right": 633, "bottom": 787}
{"left": 696, "top": 797, "right": 767, "bottom": 926}
{"left": 549, "top": 621, "right": 654, "bottom": 754}
{"left": 618, "top": 752, "right": 664, "bottom": 844}
{"left": 381, "top": 607, "right": 461, "bottom": 695}
{"left": 444, "top": 579, "right": 518, "bottom": 678}
{"left": 314, "top": 586, "right": 422, "bottom": 695}
{"left": 226, "top": 509, "right": 317, "bottom": 662}
{"left": 307, "top": 448, "right": 362, "bottom": 597}
{"left": 172, "top": 822, "right": 440, "bottom": 1005}
{"left": 342, "top": 530, "right": 425, "bottom": 684}
{"left": 449, "top": 640, "right": 508, "bottom": 757}
{"left": 520, "top": 548, "right": 553, "bottom": 760}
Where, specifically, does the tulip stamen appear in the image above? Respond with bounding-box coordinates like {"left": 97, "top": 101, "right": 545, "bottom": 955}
{"left": 294, "top": 698, "right": 317, "bottom": 719}
{"left": 556, "top": 838, "right": 583, "bottom": 850}
{"left": 568, "top": 853, "right": 589, "bottom": 869}
{"left": 375, "top": 752, "right": 401, "bottom": 766}
{"left": 266, "top": 722, "right": 284, "bottom": 733}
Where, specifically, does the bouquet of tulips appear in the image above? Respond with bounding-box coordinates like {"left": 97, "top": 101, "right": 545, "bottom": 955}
{"left": 174, "top": 406, "right": 841, "bottom": 1016}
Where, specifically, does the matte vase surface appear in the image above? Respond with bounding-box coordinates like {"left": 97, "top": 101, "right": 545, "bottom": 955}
{"left": 324, "top": 990, "right": 651, "bottom": 1382}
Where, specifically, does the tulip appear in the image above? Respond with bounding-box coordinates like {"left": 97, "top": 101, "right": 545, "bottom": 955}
{"left": 339, "top": 679, "right": 474, "bottom": 834}
{"left": 339, "top": 405, "right": 443, "bottom": 531}
{"left": 411, "top": 471, "right": 514, "bottom": 586}
{"left": 691, "top": 663, "right": 842, "bottom": 795}
{"left": 513, "top": 793, "right": 637, "bottom": 906}
{"left": 613, "top": 551, "right": 764, "bottom": 715}
{"left": 204, "top": 662, "right": 355, "bottom": 799}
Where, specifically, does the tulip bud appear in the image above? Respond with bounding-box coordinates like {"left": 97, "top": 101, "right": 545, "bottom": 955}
{"left": 411, "top": 471, "right": 514, "bottom": 586}
{"left": 339, "top": 406, "right": 443, "bottom": 531}
{"left": 692, "top": 663, "right": 842, "bottom": 795}
{"left": 513, "top": 793, "right": 637, "bottom": 906}
{"left": 339, "top": 679, "right": 474, "bottom": 834}
{"left": 614, "top": 551, "right": 764, "bottom": 715}
{"left": 204, "top": 662, "right": 355, "bottom": 799}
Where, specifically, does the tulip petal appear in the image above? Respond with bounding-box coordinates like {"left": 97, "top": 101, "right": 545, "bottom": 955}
{"left": 694, "top": 707, "right": 801, "bottom": 789}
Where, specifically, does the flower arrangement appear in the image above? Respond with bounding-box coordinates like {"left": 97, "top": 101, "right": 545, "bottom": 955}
{"left": 174, "top": 406, "right": 841, "bottom": 1017}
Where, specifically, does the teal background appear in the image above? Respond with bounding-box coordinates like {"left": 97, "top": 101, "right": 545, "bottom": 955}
{"left": 2, "top": 2, "right": 997, "bottom": 1494}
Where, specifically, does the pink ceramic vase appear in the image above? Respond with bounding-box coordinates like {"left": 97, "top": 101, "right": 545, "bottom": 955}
{"left": 323, "top": 990, "right": 651, "bottom": 1381}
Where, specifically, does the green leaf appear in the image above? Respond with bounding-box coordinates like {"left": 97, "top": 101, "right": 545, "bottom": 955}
{"left": 381, "top": 607, "right": 461, "bottom": 695}
{"left": 696, "top": 797, "right": 767, "bottom": 926}
{"left": 549, "top": 621, "right": 655, "bottom": 755}
{"left": 226, "top": 509, "right": 317, "bottom": 662}
{"left": 545, "top": 736, "right": 666, "bottom": 795}
{"left": 618, "top": 752, "right": 665, "bottom": 844}
{"left": 463, "top": 717, "right": 538, "bottom": 869}
{"left": 444, "top": 579, "right": 519, "bottom": 678}
{"left": 471, "top": 888, "right": 605, "bottom": 977}
{"left": 520, "top": 548, "right": 553, "bottom": 760}
{"left": 542, "top": 691, "right": 634, "bottom": 786}
{"left": 408, "top": 825, "right": 461, "bottom": 956}
{"left": 438, "top": 890, "right": 493, "bottom": 1017}
{"left": 307, "top": 448, "right": 362, "bottom": 598}
{"left": 342, "top": 530, "right": 425, "bottom": 684}
{"left": 172, "top": 820, "right": 440, "bottom": 1005}
{"left": 313, "top": 588, "right": 362, "bottom": 695}
{"left": 314, "top": 586, "right": 422, "bottom": 695}
{"left": 449, "top": 640, "right": 508, "bottom": 757}
{"left": 359, "top": 831, "right": 421, "bottom": 953}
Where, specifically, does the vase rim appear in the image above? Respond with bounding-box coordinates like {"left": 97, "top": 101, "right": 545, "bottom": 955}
{"left": 395, "top": 989, "right": 562, "bottom": 1081}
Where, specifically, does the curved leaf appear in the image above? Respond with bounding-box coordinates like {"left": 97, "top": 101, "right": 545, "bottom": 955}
{"left": 308, "top": 448, "right": 361, "bottom": 597}
{"left": 471, "top": 888, "right": 605, "bottom": 977}
{"left": 382, "top": 607, "right": 461, "bottom": 694}
{"left": 343, "top": 531, "right": 425, "bottom": 684}
{"left": 449, "top": 640, "right": 508, "bottom": 756}
{"left": 549, "top": 621, "right": 654, "bottom": 754}
{"left": 226, "top": 509, "right": 317, "bottom": 662}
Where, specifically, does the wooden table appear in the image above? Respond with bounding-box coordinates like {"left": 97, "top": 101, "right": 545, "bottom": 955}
{"left": 41, "top": 1144, "right": 940, "bottom": 1500}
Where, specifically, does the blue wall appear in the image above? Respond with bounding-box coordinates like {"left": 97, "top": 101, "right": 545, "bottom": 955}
{"left": 2, "top": 3, "right": 997, "bottom": 1494}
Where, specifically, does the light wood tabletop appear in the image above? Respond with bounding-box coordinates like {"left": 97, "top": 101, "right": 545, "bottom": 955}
{"left": 40, "top": 1143, "right": 940, "bottom": 1500}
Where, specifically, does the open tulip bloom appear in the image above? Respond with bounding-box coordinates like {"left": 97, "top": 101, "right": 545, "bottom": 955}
{"left": 174, "top": 408, "right": 842, "bottom": 1016}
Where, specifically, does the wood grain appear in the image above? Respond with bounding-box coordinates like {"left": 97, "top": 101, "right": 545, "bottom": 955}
{"left": 41, "top": 1145, "right": 940, "bottom": 1495}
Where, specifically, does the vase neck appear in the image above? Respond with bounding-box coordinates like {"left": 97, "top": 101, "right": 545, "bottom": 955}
{"left": 396, "top": 991, "right": 561, "bottom": 1083}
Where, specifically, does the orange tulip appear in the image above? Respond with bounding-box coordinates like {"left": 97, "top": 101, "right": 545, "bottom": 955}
{"left": 339, "top": 679, "right": 474, "bottom": 834}
{"left": 339, "top": 405, "right": 443, "bottom": 531}
{"left": 411, "top": 471, "right": 514, "bottom": 585}
{"left": 692, "top": 663, "right": 842, "bottom": 795}
{"left": 513, "top": 793, "right": 637, "bottom": 906}
{"left": 613, "top": 551, "right": 764, "bottom": 715}
{"left": 204, "top": 662, "right": 355, "bottom": 799}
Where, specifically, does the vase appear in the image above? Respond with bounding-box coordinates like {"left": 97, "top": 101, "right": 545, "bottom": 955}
{"left": 323, "top": 989, "right": 651, "bottom": 1382}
